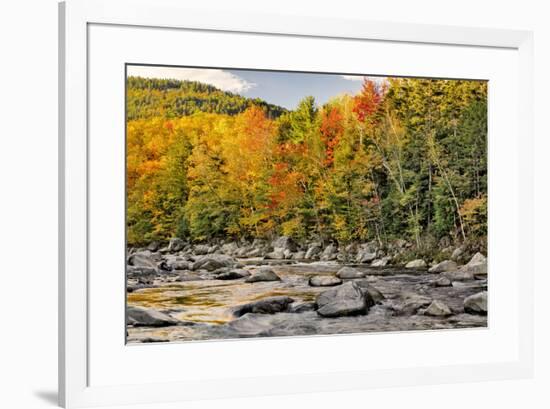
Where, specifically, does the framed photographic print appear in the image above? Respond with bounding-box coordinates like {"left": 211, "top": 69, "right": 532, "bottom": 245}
{"left": 59, "top": 0, "right": 534, "bottom": 407}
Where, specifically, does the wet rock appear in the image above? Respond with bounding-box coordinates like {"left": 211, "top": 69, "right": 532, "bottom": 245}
{"left": 245, "top": 267, "right": 281, "bottom": 283}
{"left": 289, "top": 302, "right": 317, "bottom": 313}
{"left": 464, "top": 291, "right": 488, "bottom": 315}
{"left": 397, "top": 294, "right": 432, "bottom": 315}
{"left": 442, "top": 270, "right": 474, "bottom": 281}
{"left": 127, "top": 306, "right": 179, "bottom": 327}
{"left": 405, "top": 259, "right": 427, "bottom": 269}
{"left": 424, "top": 300, "right": 452, "bottom": 316}
{"left": 126, "top": 265, "right": 157, "bottom": 278}
{"left": 192, "top": 254, "right": 236, "bottom": 271}
{"left": 292, "top": 251, "right": 306, "bottom": 259}
{"left": 428, "top": 260, "right": 458, "bottom": 273}
{"left": 434, "top": 276, "right": 452, "bottom": 287}
{"left": 217, "top": 269, "right": 251, "bottom": 280}
{"left": 308, "top": 275, "right": 343, "bottom": 287}
{"left": 232, "top": 296, "right": 294, "bottom": 317}
{"left": 336, "top": 267, "right": 365, "bottom": 279}
{"left": 316, "top": 282, "right": 373, "bottom": 317}
{"left": 168, "top": 238, "right": 185, "bottom": 252}
{"left": 354, "top": 279, "right": 385, "bottom": 304}
{"left": 167, "top": 259, "right": 190, "bottom": 271}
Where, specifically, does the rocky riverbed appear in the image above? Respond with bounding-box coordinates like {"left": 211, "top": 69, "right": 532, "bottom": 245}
{"left": 126, "top": 238, "right": 488, "bottom": 343}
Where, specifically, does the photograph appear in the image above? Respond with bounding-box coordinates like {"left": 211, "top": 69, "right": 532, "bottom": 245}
{"left": 125, "top": 65, "right": 488, "bottom": 343}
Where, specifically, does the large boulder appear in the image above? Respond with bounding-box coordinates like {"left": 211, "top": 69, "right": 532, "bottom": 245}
{"left": 305, "top": 243, "right": 322, "bottom": 260}
{"left": 356, "top": 243, "right": 377, "bottom": 263}
{"left": 451, "top": 247, "right": 464, "bottom": 261}
{"left": 146, "top": 241, "right": 161, "bottom": 252}
{"left": 232, "top": 296, "right": 294, "bottom": 317}
{"left": 464, "top": 291, "right": 488, "bottom": 315}
{"left": 216, "top": 269, "right": 251, "bottom": 280}
{"left": 265, "top": 249, "right": 285, "bottom": 260}
{"left": 292, "top": 251, "right": 306, "bottom": 260}
{"left": 320, "top": 244, "right": 338, "bottom": 261}
{"left": 166, "top": 258, "right": 190, "bottom": 271}
{"left": 336, "top": 267, "right": 365, "bottom": 279}
{"left": 371, "top": 256, "right": 391, "bottom": 267}
{"left": 271, "top": 236, "right": 297, "bottom": 252}
{"left": 308, "top": 275, "right": 343, "bottom": 287}
{"left": 126, "top": 265, "right": 157, "bottom": 278}
{"left": 192, "top": 254, "right": 236, "bottom": 271}
{"left": 354, "top": 279, "right": 386, "bottom": 304}
{"left": 126, "top": 306, "right": 179, "bottom": 327}
{"left": 221, "top": 242, "right": 239, "bottom": 255}
{"left": 424, "top": 300, "right": 452, "bottom": 316}
{"left": 405, "top": 259, "right": 427, "bottom": 269}
{"left": 316, "top": 282, "right": 373, "bottom": 317}
{"left": 127, "top": 251, "right": 156, "bottom": 269}
{"left": 434, "top": 276, "right": 452, "bottom": 287}
{"left": 193, "top": 244, "right": 210, "bottom": 255}
{"left": 397, "top": 294, "right": 432, "bottom": 315}
{"left": 168, "top": 238, "right": 185, "bottom": 252}
{"left": 428, "top": 260, "right": 458, "bottom": 273}
{"left": 245, "top": 267, "right": 281, "bottom": 283}
{"left": 461, "top": 252, "right": 487, "bottom": 278}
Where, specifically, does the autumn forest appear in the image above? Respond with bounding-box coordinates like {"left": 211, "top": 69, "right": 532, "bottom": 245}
{"left": 126, "top": 73, "right": 487, "bottom": 255}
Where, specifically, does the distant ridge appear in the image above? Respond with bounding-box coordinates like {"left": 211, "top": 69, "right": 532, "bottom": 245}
{"left": 127, "top": 76, "right": 287, "bottom": 120}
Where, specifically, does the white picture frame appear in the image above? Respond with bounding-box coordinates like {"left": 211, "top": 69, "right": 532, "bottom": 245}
{"left": 59, "top": 0, "right": 534, "bottom": 407}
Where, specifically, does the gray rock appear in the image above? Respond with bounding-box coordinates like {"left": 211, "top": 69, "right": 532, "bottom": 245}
{"left": 265, "top": 249, "right": 285, "bottom": 259}
{"left": 405, "top": 259, "right": 427, "bottom": 269}
{"left": 461, "top": 252, "right": 487, "bottom": 277}
{"left": 289, "top": 302, "right": 317, "bottom": 313}
{"left": 192, "top": 254, "right": 236, "bottom": 271}
{"left": 428, "top": 260, "right": 458, "bottom": 273}
{"left": 451, "top": 247, "right": 464, "bottom": 261}
{"left": 246, "top": 248, "right": 264, "bottom": 258}
{"left": 127, "top": 251, "right": 156, "bottom": 269}
{"left": 434, "top": 276, "right": 452, "bottom": 287}
{"left": 308, "top": 275, "right": 343, "bottom": 287}
{"left": 232, "top": 296, "right": 294, "bottom": 317}
{"left": 221, "top": 242, "right": 239, "bottom": 255}
{"left": 336, "top": 267, "right": 365, "bottom": 279}
{"left": 127, "top": 306, "right": 179, "bottom": 327}
{"left": 193, "top": 244, "right": 210, "bottom": 255}
{"left": 321, "top": 244, "right": 338, "bottom": 261}
{"left": 283, "top": 249, "right": 293, "bottom": 259}
{"left": 271, "top": 236, "right": 297, "bottom": 252}
{"left": 424, "top": 300, "right": 452, "bottom": 316}
{"left": 354, "top": 279, "right": 386, "bottom": 304}
{"left": 464, "top": 291, "right": 488, "bottom": 315}
{"left": 292, "top": 251, "right": 306, "bottom": 259}
{"left": 146, "top": 241, "right": 160, "bottom": 252}
{"left": 217, "top": 269, "right": 251, "bottom": 280}
{"left": 167, "top": 259, "right": 190, "bottom": 271}
{"left": 245, "top": 267, "right": 281, "bottom": 283}
{"left": 316, "top": 282, "right": 373, "bottom": 317}
{"left": 442, "top": 270, "right": 474, "bottom": 281}
{"left": 356, "top": 250, "right": 377, "bottom": 263}
{"left": 126, "top": 265, "right": 157, "bottom": 278}
{"left": 397, "top": 294, "right": 432, "bottom": 315}
{"left": 168, "top": 238, "right": 185, "bottom": 252}
{"left": 305, "top": 243, "right": 322, "bottom": 260}
{"left": 371, "top": 256, "right": 391, "bottom": 267}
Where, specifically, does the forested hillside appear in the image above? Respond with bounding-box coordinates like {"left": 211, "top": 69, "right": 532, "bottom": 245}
{"left": 127, "top": 76, "right": 287, "bottom": 120}
{"left": 127, "top": 76, "right": 487, "bottom": 253}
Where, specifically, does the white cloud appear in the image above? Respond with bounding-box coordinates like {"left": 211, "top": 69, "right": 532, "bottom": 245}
{"left": 127, "top": 66, "right": 256, "bottom": 94}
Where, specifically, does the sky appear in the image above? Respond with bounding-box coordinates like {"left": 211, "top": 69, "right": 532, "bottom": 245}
{"left": 127, "top": 65, "right": 385, "bottom": 110}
